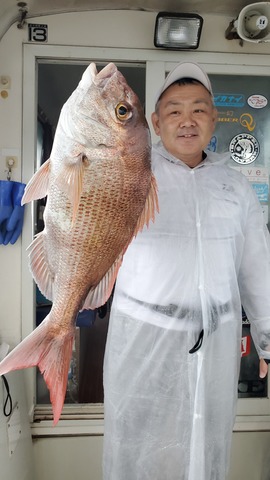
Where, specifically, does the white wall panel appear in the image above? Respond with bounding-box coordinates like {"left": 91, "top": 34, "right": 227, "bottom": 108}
{"left": 0, "top": 371, "right": 34, "bottom": 480}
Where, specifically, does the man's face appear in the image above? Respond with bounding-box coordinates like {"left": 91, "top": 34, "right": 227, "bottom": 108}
{"left": 151, "top": 82, "right": 217, "bottom": 168}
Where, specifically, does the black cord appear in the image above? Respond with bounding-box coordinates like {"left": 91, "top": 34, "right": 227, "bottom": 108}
{"left": 2, "top": 375, "right": 13, "bottom": 417}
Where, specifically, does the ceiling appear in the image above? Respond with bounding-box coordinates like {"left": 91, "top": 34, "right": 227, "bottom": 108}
{"left": 3, "top": 0, "right": 267, "bottom": 133}
{"left": 0, "top": 0, "right": 266, "bottom": 41}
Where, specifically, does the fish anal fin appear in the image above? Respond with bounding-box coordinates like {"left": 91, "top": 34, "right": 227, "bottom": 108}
{"left": 57, "top": 155, "right": 87, "bottom": 223}
{"left": 27, "top": 232, "right": 54, "bottom": 302}
{"left": 135, "top": 173, "right": 159, "bottom": 234}
{"left": 82, "top": 255, "right": 123, "bottom": 310}
{"left": 22, "top": 159, "right": 51, "bottom": 204}
{"left": 0, "top": 315, "right": 75, "bottom": 426}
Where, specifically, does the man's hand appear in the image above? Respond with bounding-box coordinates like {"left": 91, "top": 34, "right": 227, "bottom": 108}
{"left": 259, "top": 358, "right": 269, "bottom": 378}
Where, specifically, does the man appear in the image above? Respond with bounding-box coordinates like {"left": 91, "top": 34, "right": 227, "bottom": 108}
{"left": 102, "top": 62, "right": 270, "bottom": 480}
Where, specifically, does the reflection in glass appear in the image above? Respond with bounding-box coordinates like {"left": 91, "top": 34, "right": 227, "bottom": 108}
{"left": 238, "top": 309, "right": 267, "bottom": 398}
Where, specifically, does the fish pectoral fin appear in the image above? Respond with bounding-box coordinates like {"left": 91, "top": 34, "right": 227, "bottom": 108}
{"left": 0, "top": 316, "right": 75, "bottom": 425}
{"left": 57, "top": 154, "right": 87, "bottom": 223}
{"left": 27, "top": 232, "right": 54, "bottom": 302}
{"left": 22, "top": 159, "right": 51, "bottom": 204}
{"left": 82, "top": 254, "right": 123, "bottom": 310}
{"left": 134, "top": 173, "right": 159, "bottom": 234}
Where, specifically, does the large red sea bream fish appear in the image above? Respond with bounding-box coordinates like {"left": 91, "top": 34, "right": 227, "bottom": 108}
{"left": 0, "top": 63, "right": 158, "bottom": 424}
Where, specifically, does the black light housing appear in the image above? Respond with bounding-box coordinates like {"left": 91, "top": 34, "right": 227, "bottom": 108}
{"left": 154, "top": 12, "right": 203, "bottom": 50}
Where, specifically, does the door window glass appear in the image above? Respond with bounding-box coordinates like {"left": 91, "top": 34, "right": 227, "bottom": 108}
{"left": 209, "top": 74, "right": 270, "bottom": 398}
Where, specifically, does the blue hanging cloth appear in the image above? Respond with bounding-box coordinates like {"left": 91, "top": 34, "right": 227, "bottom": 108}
{"left": 0, "top": 180, "right": 26, "bottom": 245}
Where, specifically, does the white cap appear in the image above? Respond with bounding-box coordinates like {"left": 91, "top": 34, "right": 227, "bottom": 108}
{"left": 155, "top": 62, "right": 213, "bottom": 105}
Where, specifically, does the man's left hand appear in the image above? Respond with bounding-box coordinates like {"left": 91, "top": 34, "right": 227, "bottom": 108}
{"left": 259, "top": 358, "right": 269, "bottom": 378}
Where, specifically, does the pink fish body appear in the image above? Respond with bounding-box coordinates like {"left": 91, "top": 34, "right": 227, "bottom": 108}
{"left": 0, "top": 63, "right": 158, "bottom": 424}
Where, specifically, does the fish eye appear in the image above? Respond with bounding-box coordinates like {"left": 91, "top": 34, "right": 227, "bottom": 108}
{"left": 115, "top": 103, "right": 132, "bottom": 121}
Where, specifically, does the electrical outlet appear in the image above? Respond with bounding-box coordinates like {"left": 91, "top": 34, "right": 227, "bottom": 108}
{"left": 5, "top": 156, "right": 17, "bottom": 168}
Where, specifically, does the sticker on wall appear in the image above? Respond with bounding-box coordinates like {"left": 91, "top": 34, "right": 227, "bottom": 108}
{"left": 28, "top": 24, "right": 48, "bottom": 42}
{"left": 232, "top": 165, "right": 269, "bottom": 199}
{"left": 206, "top": 135, "right": 217, "bottom": 152}
{"left": 217, "top": 112, "right": 256, "bottom": 132}
{"left": 239, "top": 113, "right": 256, "bottom": 132}
{"left": 217, "top": 112, "right": 238, "bottom": 123}
{"left": 214, "top": 94, "right": 245, "bottom": 108}
{"left": 229, "top": 133, "right": 260, "bottom": 164}
{"left": 231, "top": 166, "right": 268, "bottom": 183}
{"left": 247, "top": 94, "right": 268, "bottom": 109}
{"left": 218, "top": 110, "right": 234, "bottom": 117}
{"left": 251, "top": 183, "right": 269, "bottom": 203}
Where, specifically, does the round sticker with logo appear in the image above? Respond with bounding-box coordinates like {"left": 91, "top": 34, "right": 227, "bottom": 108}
{"left": 247, "top": 94, "right": 268, "bottom": 109}
{"left": 229, "top": 133, "right": 260, "bottom": 164}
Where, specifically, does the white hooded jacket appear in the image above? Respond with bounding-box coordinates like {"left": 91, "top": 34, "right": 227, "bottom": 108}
{"left": 103, "top": 141, "right": 270, "bottom": 480}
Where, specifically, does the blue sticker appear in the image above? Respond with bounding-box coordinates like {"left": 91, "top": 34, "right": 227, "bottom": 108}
{"left": 214, "top": 94, "right": 245, "bottom": 108}
{"left": 251, "top": 183, "right": 269, "bottom": 203}
{"left": 207, "top": 135, "right": 217, "bottom": 152}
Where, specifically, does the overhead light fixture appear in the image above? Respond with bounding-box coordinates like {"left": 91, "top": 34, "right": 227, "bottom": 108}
{"left": 225, "top": 2, "right": 270, "bottom": 43}
{"left": 154, "top": 12, "right": 203, "bottom": 50}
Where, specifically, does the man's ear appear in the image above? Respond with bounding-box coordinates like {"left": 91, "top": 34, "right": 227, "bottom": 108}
{"left": 151, "top": 112, "right": 160, "bottom": 136}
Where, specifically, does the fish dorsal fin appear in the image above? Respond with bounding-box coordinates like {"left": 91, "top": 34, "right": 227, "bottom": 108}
{"left": 57, "top": 155, "right": 87, "bottom": 223}
{"left": 134, "top": 173, "right": 159, "bottom": 234}
{"left": 22, "top": 159, "right": 51, "bottom": 204}
{"left": 81, "top": 254, "right": 123, "bottom": 310}
{"left": 27, "top": 231, "right": 54, "bottom": 302}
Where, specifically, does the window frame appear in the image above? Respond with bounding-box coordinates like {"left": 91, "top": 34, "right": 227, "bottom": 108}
{"left": 22, "top": 44, "right": 270, "bottom": 435}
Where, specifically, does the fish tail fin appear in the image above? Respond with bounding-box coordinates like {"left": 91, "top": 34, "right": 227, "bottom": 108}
{"left": 0, "top": 317, "right": 75, "bottom": 425}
